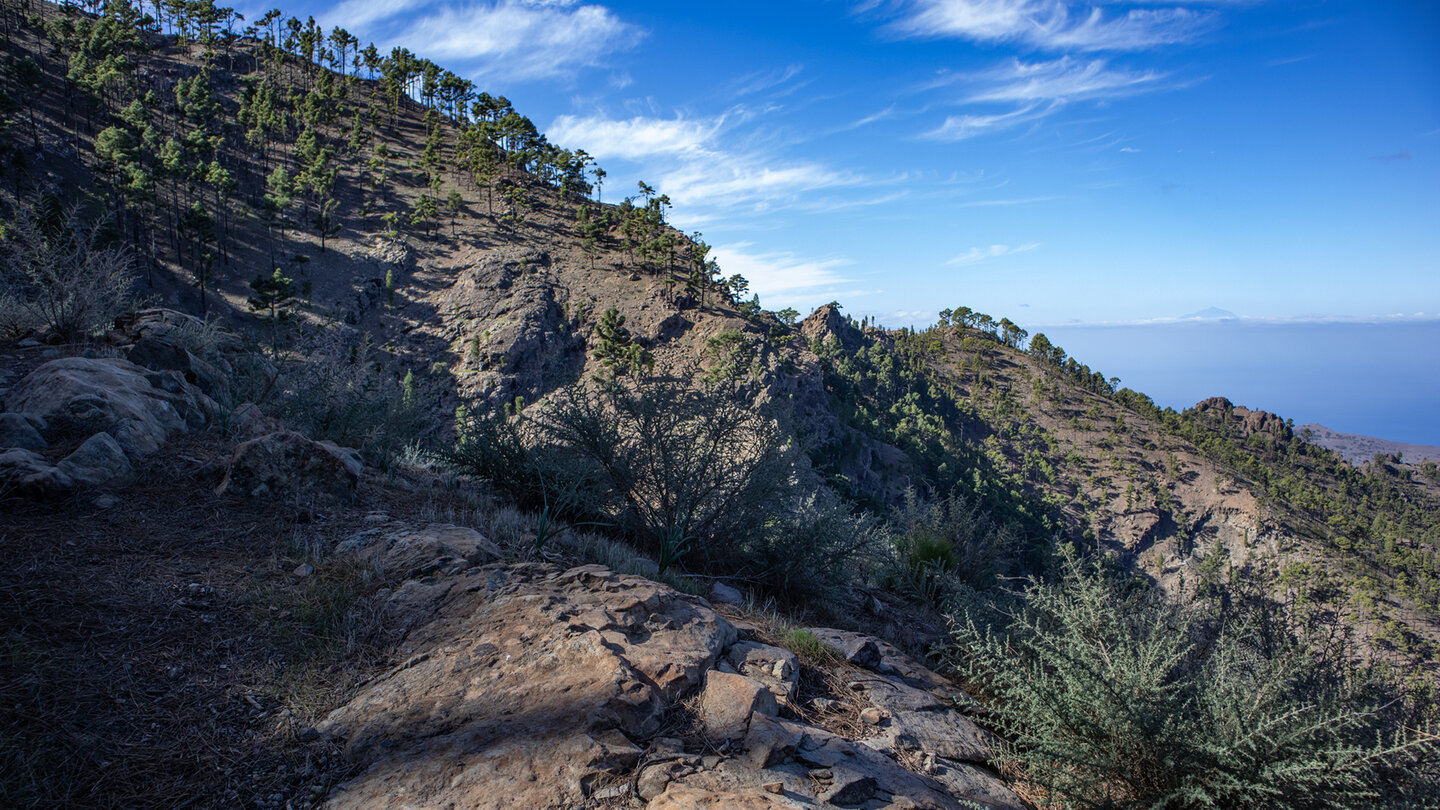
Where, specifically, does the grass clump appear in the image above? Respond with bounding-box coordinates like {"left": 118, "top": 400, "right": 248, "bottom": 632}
{"left": 945, "top": 553, "right": 1440, "bottom": 809}
{"left": 778, "top": 628, "right": 841, "bottom": 667}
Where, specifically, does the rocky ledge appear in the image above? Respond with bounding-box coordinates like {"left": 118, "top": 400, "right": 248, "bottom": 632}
{"left": 318, "top": 527, "right": 1025, "bottom": 810}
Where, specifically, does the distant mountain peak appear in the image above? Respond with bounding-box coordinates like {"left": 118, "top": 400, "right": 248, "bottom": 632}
{"left": 1180, "top": 307, "right": 1238, "bottom": 320}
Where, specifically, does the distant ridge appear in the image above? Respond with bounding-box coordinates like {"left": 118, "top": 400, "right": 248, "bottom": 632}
{"left": 1298, "top": 423, "right": 1440, "bottom": 466}
{"left": 1180, "top": 307, "right": 1238, "bottom": 320}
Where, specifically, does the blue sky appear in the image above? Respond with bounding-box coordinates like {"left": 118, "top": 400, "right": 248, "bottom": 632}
{"left": 262, "top": 0, "right": 1440, "bottom": 329}
{"left": 252, "top": 1, "right": 1439, "bottom": 437}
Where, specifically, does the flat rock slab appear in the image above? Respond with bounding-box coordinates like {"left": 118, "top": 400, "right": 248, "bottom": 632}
{"left": 321, "top": 564, "right": 736, "bottom": 810}
{"left": 336, "top": 522, "right": 503, "bottom": 579}
{"left": 804, "top": 627, "right": 976, "bottom": 708}
{"left": 660, "top": 713, "right": 1010, "bottom": 810}
{"left": 725, "top": 641, "right": 801, "bottom": 704}
{"left": 701, "top": 670, "right": 779, "bottom": 740}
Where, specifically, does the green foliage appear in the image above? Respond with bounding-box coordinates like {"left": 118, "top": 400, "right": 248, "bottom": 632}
{"left": 703, "top": 328, "right": 756, "bottom": 384}
{"left": 591, "top": 307, "right": 652, "bottom": 377}
{"left": 1167, "top": 404, "right": 1440, "bottom": 619}
{"left": 448, "top": 378, "right": 878, "bottom": 600}
{"left": 809, "top": 323, "right": 1065, "bottom": 564}
{"left": 778, "top": 628, "right": 841, "bottom": 666}
{"left": 946, "top": 555, "right": 1440, "bottom": 809}
{"left": 276, "top": 335, "right": 434, "bottom": 468}
{"left": 247, "top": 267, "right": 296, "bottom": 356}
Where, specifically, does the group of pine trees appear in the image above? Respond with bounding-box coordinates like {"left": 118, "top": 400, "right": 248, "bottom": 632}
{"left": 0, "top": 0, "right": 627, "bottom": 311}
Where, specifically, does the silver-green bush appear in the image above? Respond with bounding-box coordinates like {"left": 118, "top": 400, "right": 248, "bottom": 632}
{"left": 945, "top": 554, "right": 1439, "bottom": 809}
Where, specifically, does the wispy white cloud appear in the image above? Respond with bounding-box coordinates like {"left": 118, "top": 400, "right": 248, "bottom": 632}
{"left": 708, "top": 244, "right": 871, "bottom": 313}
{"left": 1265, "top": 54, "right": 1313, "bottom": 67}
{"left": 917, "top": 57, "right": 1171, "bottom": 140}
{"left": 662, "top": 162, "right": 863, "bottom": 213}
{"left": 924, "top": 102, "right": 1051, "bottom": 140}
{"left": 870, "top": 0, "right": 1217, "bottom": 52}
{"left": 838, "top": 106, "right": 898, "bottom": 132}
{"left": 320, "top": 0, "right": 643, "bottom": 83}
{"left": 728, "top": 64, "right": 807, "bottom": 97}
{"left": 548, "top": 114, "right": 719, "bottom": 160}
{"left": 947, "top": 242, "right": 1040, "bottom": 265}
{"left": 712, "top": 243, "right": 854, "bottom": 295}
{"left": 969, "top": 57, "right": 1167, "bottom": 103}
{"left": 323, "top": 0, "right": 430, "bottom": 30}
{"left": 547, "top": 110, "right": 869, "bottom": 220}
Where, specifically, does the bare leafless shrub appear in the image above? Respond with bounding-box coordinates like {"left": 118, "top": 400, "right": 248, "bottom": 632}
{"left": 0, "top": 202, "right": 136, "bottom": 341}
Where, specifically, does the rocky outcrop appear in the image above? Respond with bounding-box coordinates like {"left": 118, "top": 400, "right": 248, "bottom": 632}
{"left": 1192, "top": 397, "right": 1291, "bottom": 441}
{"left": 319, "top": 554, "right": 1024, "bottom": 810}
{"left": 0, "top": 355, "right": 219, "bottom": 499}
{"left": 320, "top": 564, "right": 737, "bottom": 810}
{"left": 800, "top": 305, "right": 863, "bottom": 356}
{"left": 439, "top": 249, "right": 585, "bottom": 407}
{"left": 334, "top": 522, "right": 504, "bottom": 580}
{"left": 0, "top": 447, "right": 72, "bottom": 497}
{"left": 54, "top": 431, "right": 135, "bottom": 490}
{"left": 5, "top": 357, "right": 216, "bottom": 456}
{"left": 215, "top": 431, "right": 363, "bottom": 500}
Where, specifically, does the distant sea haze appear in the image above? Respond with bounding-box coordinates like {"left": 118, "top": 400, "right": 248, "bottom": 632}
{"left": 1037, "top": 320, "right": 1440, "bottom": 448}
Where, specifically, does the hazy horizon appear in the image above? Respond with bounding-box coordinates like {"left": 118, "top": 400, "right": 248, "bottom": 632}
{"left": 1037, "top": 319, "right": 1440, "bottom": 447}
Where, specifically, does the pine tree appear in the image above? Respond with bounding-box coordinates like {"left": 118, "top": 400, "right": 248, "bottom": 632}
{"left": 592, "top": 307, "right": 652, "bottom": 378}
{"left": 247, "top": 267, "right": 296, "bottom": 357}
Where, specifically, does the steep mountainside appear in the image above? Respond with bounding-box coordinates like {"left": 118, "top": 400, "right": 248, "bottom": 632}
{"left": 2, "top": 0, "right": 1436, "bottom": 668}
{"left": 2, "top": 4, "right": 1438, "bottom": 807}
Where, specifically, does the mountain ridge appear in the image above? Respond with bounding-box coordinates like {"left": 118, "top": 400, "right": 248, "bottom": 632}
{"left": 1, "top": 3, "right": 1436, "bottom": 806}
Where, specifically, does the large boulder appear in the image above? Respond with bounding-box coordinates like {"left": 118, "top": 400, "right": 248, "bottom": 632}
{"left": 5, "top": 357, "right": 216, "bottom": 455}
{"left": 55, "top": 431, "right": 135, "bottom": 490}
{"left": 0, "top": 447, "right": 72, "bottom": 498}
{"left": 126, "top": 336, "right": 228, "bottom": 401}
{"left": 0, "top": 413, "right": 46, "bottom": 450}
{"left": 653, "top": 712, "right": 1023, "bottom": 810}
{"left": 0, "top": 432, "right": 134, "bottom": 498}
{"left": 215, "top": 431, "right": 363, "bottom": 500}
{"left": 699, "top": 670, "right": 778, "bottom": 740}
{"left": 320, "top": 565, "right": 737, "bottom": 810}
{"left": 723, "top": 641, "right": 800, "bottom": 705}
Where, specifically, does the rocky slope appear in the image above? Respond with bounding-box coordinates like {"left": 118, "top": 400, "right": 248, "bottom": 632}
{"left": 317, "top": 546, "right": 1024, "bottom": 810}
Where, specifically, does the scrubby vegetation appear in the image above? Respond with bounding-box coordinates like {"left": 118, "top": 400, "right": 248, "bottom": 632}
{"left": 449, "top": 376, "right": 885, "bottom": 601}
{"left": 946, "top": 554, "right": 1439, "bottom": 809}
{"left": 1, "top": 1, "right": 1437, "bottom": 805}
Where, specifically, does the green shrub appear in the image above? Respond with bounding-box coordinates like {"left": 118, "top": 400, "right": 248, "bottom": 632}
{"left": 528, "top": 378, "right": 794, "bottom": 571}
{"left": 447, "top": 377, "right": 877, "bottom": 599}
{"left": 886, "top": 490, "right": 1023, "bottom": 603}
{"left": 778, "top": 628, "right": 840, "bottom": 666}
{"left": 945, "top": 554, "right": 1439, "bottom": 809}
{"left": 743, "top": 492, "right": 887, "bottom": 602}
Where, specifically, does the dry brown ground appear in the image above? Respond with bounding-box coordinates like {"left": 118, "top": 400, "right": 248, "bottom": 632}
{"left": 0, "top": 428, "right": 487, "bottom": 809}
